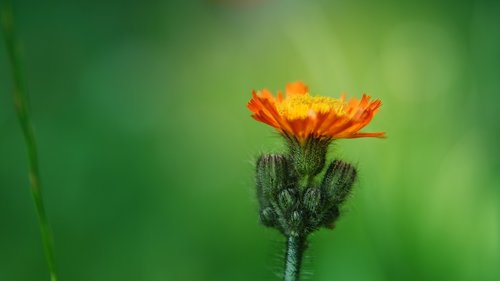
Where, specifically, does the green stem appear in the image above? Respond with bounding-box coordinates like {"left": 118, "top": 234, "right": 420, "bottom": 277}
{"left": 1, "top": 3, "right": 58, "bottom": 281}
{"left": 284, "top": 235, "right": 307, "bottom": 281}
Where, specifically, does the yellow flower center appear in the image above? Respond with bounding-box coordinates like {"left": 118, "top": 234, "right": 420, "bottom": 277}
{"left": 277, "top": 93, "right": 344, "bottom": 120}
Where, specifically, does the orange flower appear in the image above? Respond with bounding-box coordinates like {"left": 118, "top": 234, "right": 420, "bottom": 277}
{"left": 247, "top": 81, "right": 385, "bottom": 142}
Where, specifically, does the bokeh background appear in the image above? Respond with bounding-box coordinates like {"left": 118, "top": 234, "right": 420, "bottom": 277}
{"left": 1, "top": 0, "right": 499, "bottom": 280}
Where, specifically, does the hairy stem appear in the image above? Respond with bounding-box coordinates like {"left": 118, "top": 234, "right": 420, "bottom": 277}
{"left": 284, "top": 235, "right": 307, "bottom": 281}
{"left": 1, "top": 3, "right": 58, "bottom": 281}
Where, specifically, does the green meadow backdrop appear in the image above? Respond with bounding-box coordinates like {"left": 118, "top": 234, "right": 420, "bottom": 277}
{"left": 1, "top": 0, "right": 498, "bottom": 280}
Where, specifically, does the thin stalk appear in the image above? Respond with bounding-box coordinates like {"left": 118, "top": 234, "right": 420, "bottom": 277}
{"left": 284, "top": 235, "right": 307, "bottom": 281}
{"left": 1, "top": 3, "right": 58, "bottom": 281}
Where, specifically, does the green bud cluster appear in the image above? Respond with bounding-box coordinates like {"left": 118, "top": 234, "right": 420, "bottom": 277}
{"left": 255, "top": 140, "right": 357, "bottom": 237}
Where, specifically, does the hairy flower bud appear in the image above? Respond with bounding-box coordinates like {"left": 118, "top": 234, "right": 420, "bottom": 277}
{"left": 256, "top": 154, "right": 290, "bottom": 204}
{"left": 321, "top": 206, "right": 340, "bottom": 229}
{"left": 289, "top": 210, "right": 303, "bottom": 234}
{"left": 303, "top": 187, "right": 321, "bottom": 212}
{"left": 260, "top": 207, "right": 277, "bottom": 227}
{"left": 321, "top": 160, "right": 357, "bottom": 206}
{"left": 278, "top": 188, "right": 298, "bottom": 212}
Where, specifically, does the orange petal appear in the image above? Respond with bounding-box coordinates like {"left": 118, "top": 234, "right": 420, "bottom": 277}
{"left": 286, "top": 81, "right": 308, "bottom": 96}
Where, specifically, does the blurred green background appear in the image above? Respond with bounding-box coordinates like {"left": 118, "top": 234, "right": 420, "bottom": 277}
{"left": 1, "top": 0, "right": 499, "bottom": 280}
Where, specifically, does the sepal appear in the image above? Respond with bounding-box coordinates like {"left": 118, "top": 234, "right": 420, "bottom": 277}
{"left": 286, "top": 137, "right": 330, "bottom": 177}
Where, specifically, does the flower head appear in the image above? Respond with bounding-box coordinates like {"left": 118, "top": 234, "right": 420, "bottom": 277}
{"left": 247, "top": 81, "right": 385, "bottom": 142}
